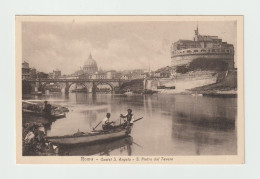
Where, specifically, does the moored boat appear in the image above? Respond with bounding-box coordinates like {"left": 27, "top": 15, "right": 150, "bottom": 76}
{"left": 124, "top": 89, "right": 133, "bottom": 96}
{"left": 71, "top": 88, "right": 88, "bottom": 93}
{"left": 22, "top": 100, "right": 66, "bottom": 119}
{"left": 31, "top": 91, "right": 43, "bottom": 95}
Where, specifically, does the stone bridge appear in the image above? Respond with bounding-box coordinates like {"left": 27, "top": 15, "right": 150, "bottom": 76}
{"left": 25, "top": 78, "right": 131, "bottom": 94}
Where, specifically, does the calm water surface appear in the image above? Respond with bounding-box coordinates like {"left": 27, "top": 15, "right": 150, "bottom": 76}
{"left": 24, "top": 93, "right": 237, "bottom": 156}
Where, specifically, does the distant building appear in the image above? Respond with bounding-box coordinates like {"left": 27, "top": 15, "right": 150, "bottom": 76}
{"left": 73, "top": 54, "right": 125, "bottom": 80}
{"left": 22, "top": 61, "right": 29, "bottom": 68}
{"left": 78, "top": 71, "right": 106, "bottom": 80}
{"left": 132, "top": 69, "right": 145, "bottom": 74}
{"left": 94, "top": 72, "right": 106, "bottom": 79}
{"left": 114, "top": 72, "right": 122, "bottom": 79}
{"left": 105, "top": 70, "right": 117, "bottom": 79}
{"left": 78, "top": 73, "right": 91, "bottom": 79}
{"left": 53, "top": 69, "right": 61, "bottom": 78}
{"left": 48, "top": 72, "right": 53, "bottom": 79}
{"left": 30, "top": 68, "right": 37, "bottom": 79}
{"left": 72, "top": 54, "right": 145, "bottom": 80}
{"left": 73, "top": 53, "right": 99, "bottom": 78}
{"left": 131, "top": 73, "right": 147, "bottom": 79}
{"left": 22, "top": 61, "right": 30, "bottom": 80}
{"left": 121, "top": 74, "right": 132, "bottom": 80}
{"left": 82, "top": 53, "right": 98, "bottom": 74}
{"left": 37, "top": 72, "right": 49, "bottom": 79}
{"left": 171, "top": 26, "right": 234, "bottom": 69}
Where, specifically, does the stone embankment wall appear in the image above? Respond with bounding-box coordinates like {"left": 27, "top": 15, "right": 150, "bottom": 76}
{"left": 144, "top": 69, "right": 237, "bottom": 93}
{"left": 120, "top": 69, "right": 237, "bottom": 93}
{"left": 144, "top": 71, "right": 218, "bottom": 92}
{"left": 190, "top": 69, "right": 237, "bottom": 92}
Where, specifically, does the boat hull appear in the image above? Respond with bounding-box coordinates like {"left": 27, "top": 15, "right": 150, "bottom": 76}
{"left": 22, "top": 110, "right": 66, "bottom": 119}
{"left": 46, "top": 128, "right": 131, "bottom": 145}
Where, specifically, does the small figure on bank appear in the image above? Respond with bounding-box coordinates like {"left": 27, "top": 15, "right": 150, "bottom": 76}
{"left": 102, "top": 113, "right": 114, "bottom": 130}
{"left": 43, "top": 101, "right": 52, "bottom": 117}
{"left": 120, "top": 109, "right": 134, "bottom": 127}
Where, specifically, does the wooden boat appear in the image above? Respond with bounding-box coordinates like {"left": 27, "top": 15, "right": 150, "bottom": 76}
{"left": 124, "top": 89, "right": 133, "bottom": 96}
{"left": 142, "top": 89, "right": 158, "bottom": 95}
{"left": 157, "top": 85, "right": 166, "bottom": 89}
{"left": 47, "top": 117, "right": 143, "bottom": 145}
{"left": 59, "top": 136, "right": 133, "bottom": 156}
{"left": 165, "top": 86, "right": 175, "bottom": 89}
{"left": 22, "top": 109, "right": 66, "bottom": 119}
{"left": 22, "top": 100, "right": 66, "bottom": 119}
{"left": 46, "top": 126, "right": 133, "bottom": 145}
{"left": 71, "top": 88, "right": 88, "bottom": 93}
{"left": 31, "top": 91, "right": 43, "bottom": 95}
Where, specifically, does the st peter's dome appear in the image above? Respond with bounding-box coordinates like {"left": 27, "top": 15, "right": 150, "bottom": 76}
{"left": 83, "top": 53, "right": 98, "bottom": 74}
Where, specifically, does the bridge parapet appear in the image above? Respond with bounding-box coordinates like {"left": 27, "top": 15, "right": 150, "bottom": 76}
{"left": 25, "top": 78, "right": 130, "bottom": 83}
{"left": 24, "top": 78, "right": 132, "bottom": 94}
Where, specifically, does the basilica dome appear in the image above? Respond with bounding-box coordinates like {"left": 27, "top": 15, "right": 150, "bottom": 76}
{"left": 83, "top": 53, "right": 98, "bottom": 74}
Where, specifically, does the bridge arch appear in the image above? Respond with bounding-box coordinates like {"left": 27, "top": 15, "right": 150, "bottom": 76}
{"left": 94, "top": 81, "right": 114, "bottom": 93}
{"left": 65, "top": 82, "right": 89, "bottom": 93}
{"left": 40, "top": 82, "right": 63, "bottom": 92}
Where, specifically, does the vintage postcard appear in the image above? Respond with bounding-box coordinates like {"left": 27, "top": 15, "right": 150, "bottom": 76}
{"left": 16, "top": 16, "right": 244, "bottom": 164}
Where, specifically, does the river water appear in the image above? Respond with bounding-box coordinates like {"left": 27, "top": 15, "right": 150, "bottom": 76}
{"left": 23, "top": 93, "right": 237, "bottom": 156}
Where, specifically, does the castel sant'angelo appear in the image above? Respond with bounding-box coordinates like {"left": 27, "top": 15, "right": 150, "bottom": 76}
{"left": 144, "top": 26, "right": 237, "bottom": 93}
{"left": 170, "top": 26, "right": 235, "bottom": 71}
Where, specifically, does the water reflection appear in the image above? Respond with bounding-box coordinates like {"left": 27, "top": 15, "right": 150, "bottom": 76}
{"left": 60, "top": 137, "right": 133, "bottom": 156}
{"left": 23, "top": 93, "right": 237, "bottom": 156}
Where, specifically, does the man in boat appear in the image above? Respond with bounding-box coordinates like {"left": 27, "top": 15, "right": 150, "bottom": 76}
{"left": 43, "top": 101, "right": 52, "bottom": 117}
{"left": 102, "top": 113, "right": 115, "bottom": 130}
{"left": 120, "top": 109, "right": 134, "bottom": 127}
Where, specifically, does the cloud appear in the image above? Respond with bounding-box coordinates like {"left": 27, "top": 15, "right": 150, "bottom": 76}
{"left": 22, "top": 21, "right": 237, "bottom": 74}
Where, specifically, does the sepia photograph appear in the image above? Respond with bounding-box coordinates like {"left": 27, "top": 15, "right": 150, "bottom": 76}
{"left": 15, "top": 16, "right": 244, "bottom": 164}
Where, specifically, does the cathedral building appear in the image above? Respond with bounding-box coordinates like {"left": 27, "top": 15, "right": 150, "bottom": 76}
{"left": 74, "top": 53, "right": 98, "bottom": 77}
{"left": 82, "top": 53, "right": 98, "bottom": 74}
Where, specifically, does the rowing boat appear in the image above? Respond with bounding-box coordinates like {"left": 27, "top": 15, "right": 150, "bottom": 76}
{"left": 22, "top": 100, "right": 66, "bottom": 119}
{"left": 23, "top": 109, "right": 66, "bottom": 119}
{"left": 46, "top": 126, "right": 133, "bottom": 145}
{"left": 46, "top": 117, "right": 142, "bottom": 145}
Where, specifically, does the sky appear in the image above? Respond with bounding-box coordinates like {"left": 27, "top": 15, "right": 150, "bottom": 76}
{"left": 22, "top": 20, "right": 237, "bottom": 75}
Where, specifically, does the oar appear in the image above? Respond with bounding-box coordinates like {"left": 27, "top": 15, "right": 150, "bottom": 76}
{"left": 133, "top": 117, "right": 143, "bottom": 123}
{"left": 133, "top": 141, "right": 143, "bottom": 148}
{"left": 93, "top": 121, "right": 102, "bottom": 131}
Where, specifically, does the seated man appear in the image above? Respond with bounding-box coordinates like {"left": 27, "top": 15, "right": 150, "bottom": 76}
{"left": 120, "top": 109, "right": 134, "bottom": 127}
{"left": 102, "top": 113, "right": 114, "bottom": 130}
{"left": 43, "top": 101, "right": 52, "bottom": 116}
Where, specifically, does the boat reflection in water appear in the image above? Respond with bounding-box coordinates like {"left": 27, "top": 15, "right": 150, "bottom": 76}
{"left": 59, "top": 136, "right": 133, "bottom": 156}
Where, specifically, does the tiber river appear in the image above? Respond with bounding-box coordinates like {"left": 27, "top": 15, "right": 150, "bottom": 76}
{"left": 23, "top": 93, "right": 237, "bottom": 156}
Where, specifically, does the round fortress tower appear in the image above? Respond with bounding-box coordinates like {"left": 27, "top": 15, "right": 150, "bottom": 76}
{"left": 170, "top": 26, "right": 234, "bottom": 70}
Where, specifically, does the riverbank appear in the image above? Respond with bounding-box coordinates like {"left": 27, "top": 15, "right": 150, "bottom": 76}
{"left": 22, "top": 121, "right": 60, "bottom": 156}
{"left": 22, "top": 101, "right": 69, "bottom": 156}
{"left": 187, "top": 76, "right": 237, "bottom": 97}
{"left": 155, "top": 89, "right": 237, "bottom": 97}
